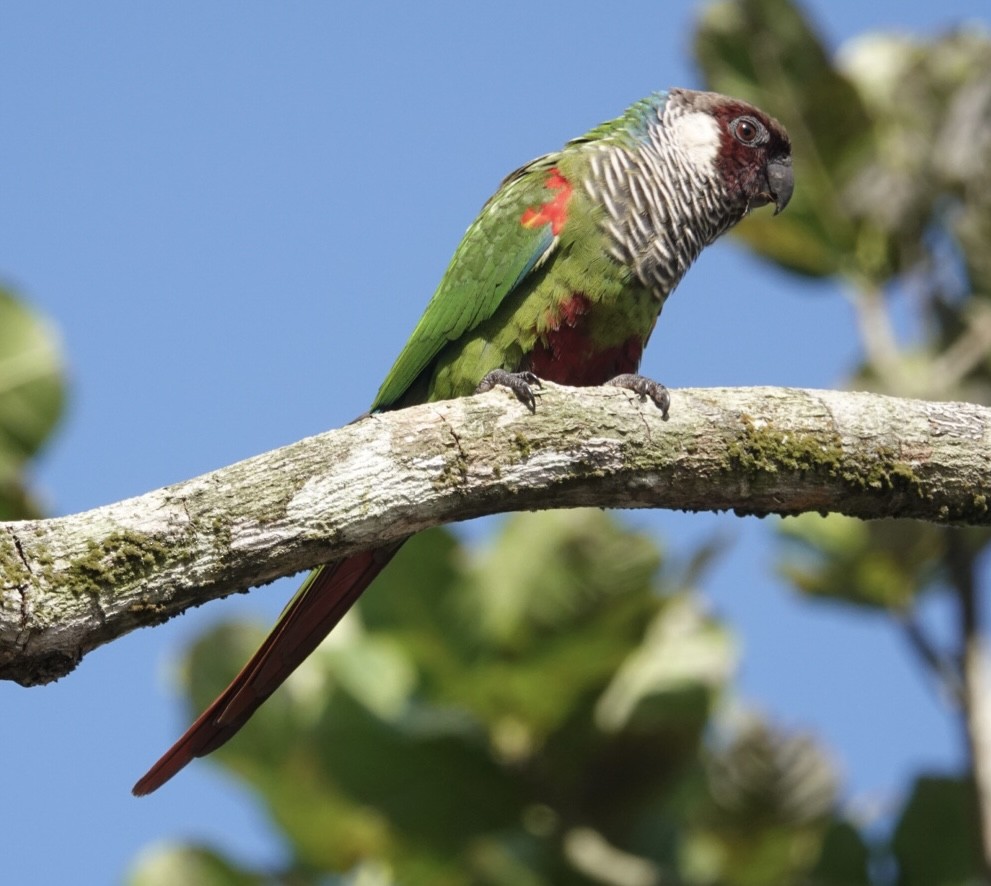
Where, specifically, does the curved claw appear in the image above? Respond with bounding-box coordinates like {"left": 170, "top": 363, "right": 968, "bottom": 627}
{"left": 475, "top": 369, "right": 543, "bottom": 412}
{"left": 608, "top": 373, "right": 670, "bottom": 419}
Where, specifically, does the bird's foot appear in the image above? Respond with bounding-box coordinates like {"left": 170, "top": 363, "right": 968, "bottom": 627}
{"left": 608, "top": 373, "right": 670, "bottom": 419}
{"left": 475, "top": 370, "right": 543, "bottom": 412}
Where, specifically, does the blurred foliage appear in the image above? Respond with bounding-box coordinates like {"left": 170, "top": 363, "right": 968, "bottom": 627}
{"left": 696, "top": 0, "right": 873, "bottom": 278}
{"left": 128, "top": 511, "right": 868, "bottom": 886}
{"left": 0, "top": 284, "right": 66, "bottom": 519}
{"left": 696, "top": 0, "right": 991, "bottom": 613}
{"left": 892, "top": 776, "right": 984, "bottom": 886}
{"left": 776, "top": 514, "right": 946, "bottom": 610}
{"left": 129, "top": 1, "right": 991, "bottom": 882}
{"left": 698, "top": 0, "right": 991, "bottom": 881}
{"left": 696, "top": 0, "right": 991, "bottom": 297}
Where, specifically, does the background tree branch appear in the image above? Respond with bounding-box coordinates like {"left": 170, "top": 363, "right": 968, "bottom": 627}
{"left": 2, "top": 383, "right": 989, "bottom": 688}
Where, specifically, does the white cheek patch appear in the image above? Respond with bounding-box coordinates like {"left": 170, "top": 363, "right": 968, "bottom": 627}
{"left": 671, "top": 111, "right": 721, "bottom": 170}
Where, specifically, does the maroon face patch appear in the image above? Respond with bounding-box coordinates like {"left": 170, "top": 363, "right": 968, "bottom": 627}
{"left": 710, "top": 101, "right": 791, "bottom": 208}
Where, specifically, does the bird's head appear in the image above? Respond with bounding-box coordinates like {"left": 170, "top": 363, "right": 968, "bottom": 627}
{"left": 668, "top": 88, "right": 794, "bottom": 216}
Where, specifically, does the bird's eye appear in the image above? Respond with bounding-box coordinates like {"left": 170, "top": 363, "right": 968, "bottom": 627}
{"left": 732, "top": 116, "right": 766, "bottom": 146}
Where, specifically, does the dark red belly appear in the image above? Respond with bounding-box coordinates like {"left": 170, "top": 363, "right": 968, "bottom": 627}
{"left": 525, "top": 293, "right": 645, "bottom": 386}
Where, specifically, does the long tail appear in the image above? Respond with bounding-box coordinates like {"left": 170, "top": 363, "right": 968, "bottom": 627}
{"left": 132, "top": 542, "right": 404, "bottom": 795}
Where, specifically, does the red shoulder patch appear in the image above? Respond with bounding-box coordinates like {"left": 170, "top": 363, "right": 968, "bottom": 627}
{"left": 520, "top": 168, "right": 572, "bottom": 236}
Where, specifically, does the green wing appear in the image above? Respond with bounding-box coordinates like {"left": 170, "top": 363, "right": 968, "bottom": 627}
{"left": 371, "top": 154, "right": 563, "bottom": 412}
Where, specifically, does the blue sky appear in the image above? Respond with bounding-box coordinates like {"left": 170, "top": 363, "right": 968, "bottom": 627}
{"left": 2, "top": 2, "right": 987, "bottom": 882}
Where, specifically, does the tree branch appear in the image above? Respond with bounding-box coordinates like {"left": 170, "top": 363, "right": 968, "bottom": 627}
{"left": 2, "top": 384, "right": 989, "bottom": 687}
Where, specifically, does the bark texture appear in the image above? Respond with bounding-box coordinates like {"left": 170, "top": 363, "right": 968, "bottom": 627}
{"left": 2, "top": 384, "right": 989, "bottom": 686}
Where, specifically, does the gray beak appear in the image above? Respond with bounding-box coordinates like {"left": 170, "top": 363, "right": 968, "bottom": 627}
{"left": 767, "top": 157, "right": 794, "bottom": 215}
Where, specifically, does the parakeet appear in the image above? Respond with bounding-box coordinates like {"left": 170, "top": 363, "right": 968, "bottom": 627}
{"left": 133, "top": 87, "right": 792, "bottom": 794}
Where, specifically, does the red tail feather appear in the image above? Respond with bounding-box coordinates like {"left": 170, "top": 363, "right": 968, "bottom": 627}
{"left": 132, "top": 544, "right": 403, "bottom": 795}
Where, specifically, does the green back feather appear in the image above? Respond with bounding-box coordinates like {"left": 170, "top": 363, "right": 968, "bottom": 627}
{"left": 370, "top": 154, "right": 560, "bottom": 412}
{"left": 370, "top": 92, "right": 671, "bottom": 413}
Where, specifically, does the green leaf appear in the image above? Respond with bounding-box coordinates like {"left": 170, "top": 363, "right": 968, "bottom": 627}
{"left": 838, "top": 31, "right": 991, "bottom": 287}
{"left": 594, "top": 594, "right": 736, "bottom": 734}
{"left": 458, "top": 510, "right": 662, "bottom": 653}
{"left": 808, "top": 819, "right": 872, "bottom": 885}
{"left": 776, "top": 513, "right": 945, "bottom": 610}
{"left": 355, "top": 527, "right": 482, "bottom": 681}
{"left": 694, "top": 0, "right": 874, "bottom": 279}
{"left": 0, "top": 285, "right": 66, "bottom": 518}
{"left": 892, "top": 775, "right": 984, "bottom": 886}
